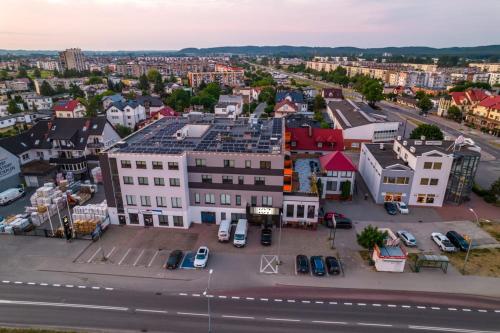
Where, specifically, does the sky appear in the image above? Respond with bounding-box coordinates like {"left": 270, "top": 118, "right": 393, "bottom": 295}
{"left": 1, "top": 0, "right": 499, "bottom": 51}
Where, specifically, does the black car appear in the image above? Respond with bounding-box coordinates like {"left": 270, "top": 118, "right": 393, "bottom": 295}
{"left": 310, "top": 256, "right": 326, "bottom": 276}
{"left": 325, "top": 256, "right": 341, "bottom": 275}
{"left": 384, "top": 202, "right": 398, "bottom": 215}
{"left": 166, "top": 250, "right": 184, "bottom": 269}
{"left": 261, "top": 228, "right": 272, "bottom": 246}
{"left": 446, "top": 231, "right": 469, "bottom": 251}
{"left": 296, "top": 255, "right": 310, "bottom": 274}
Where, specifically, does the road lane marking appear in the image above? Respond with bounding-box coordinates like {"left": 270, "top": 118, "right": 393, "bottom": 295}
{"left": 92, "top": 286, "right": 100, "bottom": 290}
{"left": 344, "top": 302, "right": 353, "bottom": 305}
{"left": 448, "top": 308, "right": 457, "bottom": 311}
{"left": 358, "top": 323, "right": 393, "bottom": 327}
{"left": 231, "top": 296, "right": 240, "bottom": 300}
{"left": 462, "top": 309, "right": 471, "bottom": 312}
{"left": 177, "top": 312, "right": 208, "bottom": 317}
{"left": 14, "top": 281, "right": 23, "bottom": 284}
{"left": 312, "top": 320, "right": 347, "bottom": 325}
{"left": 52, "top": 284, "right": 61, "bottom": 287}
{"left": 136, "top": 309, "right": 167, "bottom": 314}
{"left": 402, "top": 305, "right": 411, "bottom": 308}
{"left": 27, "top": 282, "right": 36, "bottom": 285}
{"left": 65, "top": 285, "right": 74, "bottom": 288}
{"left": 478, "top": 310, "right": 487, "bottom": 313}
{"left": 0, "top": 299, "right": 128, "bottom": 311}
{"left": 87, "top": 247, "right": 101, "bottom": 263}
{"left": 78, "top": 286, "right": 86, "bottom": 289}
{"left": 388, "top": 304, "right": 397, "bottom": 307}
{"left": 287, "top": 300, "right": 295, "bottom": 303}
{"left": 417, "top": 306, "right": 426, "bottom": 309}
{"left": 118, "top": 248, "right": 131, "bottom": 265}
{"left": 274, "top": 299, "right": 282, "bottom": 302}
{"left": 246, "top": 297, "right": 255, "bottom": 301}
{"left": 329, "top": 301, "right": 337, "bottom": 305}
{"left": 408, "top": 325, "right": 500, "bottom": 332}
{"left": 260, "top": 298, "right": 268, "bottom": 301}
{"left": 133, "top": 249, "right": 145, "bottom": 266}
{"left": 431, "top": 307, "right": 440, "bottom": 310}
{"left": 105, "top": 287, "right": 114, "bottom": 291}
{"left": 192, "top": 294, "right": 201, "bottom": 297}
{"left": 357, "top": 303, "right": 367, "bottom": 306}
{"left": 315, "top": 301, "right": 324, "bottom": 304}
{"left": 372, "top": 304, "right": 381, "bottom": 307}
{"left": 148, "top": 250, "right": 159, "bottom": 267}
{"left": 265, "top": 318, "right": 301, "bottom": 322}
{"left": 218, "top": 296, "right": 227, "bottom": 299}
{"left": 205, "top": 295, "right": 214, "bottom": 298}
{"left": 222, "top": 315, "right": 255, "bottom": 320}
{"left": 179, "top": 293, "right": 188, "bottom": 296}
{"left": 302, "top": 300, "right": 310, "bottom": 304}
{"left": 1, "top": 281, "right": 10, "bottom": 283}
{"left": 40, "top": 283, "right": 48, "bottom": 286}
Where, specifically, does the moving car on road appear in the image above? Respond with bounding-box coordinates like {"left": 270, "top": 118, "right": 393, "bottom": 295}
{"left": 310, "top": 256, "right": 326, "bottom": 276}
{"left": 165, "top": 250, "right": 184, "bottom": 269}
{"left": 431, "top": 232, "right": 456, "bottom": 252}
{"left": 296, "top": 255, "right": 310, "bottom": 274}
{"left": 396, "top": 202, "right": 409, "bottom": 214}
{"left": 446, "top": 231, "right": 469, "bottom": 251}
{"left": 325, "top": 256, "right": 341, "bottom": 275}
{"left": 194, "top": 246, "right": 209, "bottom": 268}
{"left": 397, "top": 230, "right": 417, "bottom": 247}
{"left": 260, "top": 228, "right": 272, "bottom": 246}
{"left": 384, "top": 202, "right": 398, "bottom": 215}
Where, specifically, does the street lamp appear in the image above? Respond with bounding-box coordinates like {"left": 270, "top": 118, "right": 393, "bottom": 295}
{"left": 330, "top": 214, "right": 337, "bottom": 249}
{"left": 203, "top": 269, "right": 214, "bottom": 333}
{"left": 277, "top": 212, "right": 283, "bottom": 265}
{"left": 462, "top": 208, "right": 479, "bottom": 274}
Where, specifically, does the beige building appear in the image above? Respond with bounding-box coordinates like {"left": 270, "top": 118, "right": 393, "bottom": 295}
{"left": 469, "top": 63, "right": 500, "bottom": 73}
{"left": 59, "top": 48, "right": 86, "bottom": 72}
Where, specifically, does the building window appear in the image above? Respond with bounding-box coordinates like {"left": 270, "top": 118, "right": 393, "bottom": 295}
{"left": 205, "top": 194, "right": 215, "bottom": 205}
{"left": 138, "top": 177, "right": 149, "bottom": 185}
{"left": 194, "top": 193, "right": 200, "bottom": 204}
{"left": 173, "top": 216, "right": 183, "bottom": 227}
{"left": 254, "top": 177, "right": 265, "bottom": 186}
{"left": 238, "top": 176, "right": 244, "bottom": 185}
{"left": 223, "top": 159, "right": 235, "bottom": 168}
{"left": 383, "top": 177, "right": 396, "bottom": 184}
{"left": 433, "top": 162, "right": 442, "bottom": 170}
{"left": 235, "top": 195, "right": 241, "bottom": 206}
{"left": 171, "top": 197, "right": 182, "bottom": 208}
{"left": 430, "top": 178, "right": 439, "bottom": 186}
{"left": 220, "top": 194, "right": 231, "bottom": 205}
{"left": 307, "top": 205, "right": 315, "bottom": 219}
{"left": 156, "top": 196, "right": 167, "bottom": 207}
{"left": 140, "top": 195, "right": 151, "bottom": 207}
{"left": 169, "top": 178, "right": 180, "bottom": 187}
{"left": 154, "top": 177, "right": 165, "bottom": 186}
{"left": 417, "top": 194, "right": 435, "bottom": 204}
{"left": 260, "top": 161, "right": 271, "bottom": 169}
{"left": 423, "top": 162, "right": 433, "bottom": 169}
{"left": 245, "top": 160, "right": 251, "bottom": 168}
{"left": 251, "top": 196, "right": 257, "bottom": 207}
{"left": 195, "top": 158, "right": 206, "bottom": 167}
{"left": 286, "top": 204, "right": 294, "bottom": 217}
{"left": 168, "top": 162, "right": 179, "bottom": 170}
{"left": 158, "top": 215, "right": 169, "bottom": 226}
{"left": 420, "top": 178, "right": 429, "bottom": 185}
{"left": 136, "top": 161, "right": 147, "bottom": 169}
{"left": 426, "top": 194, "right": 435, "bottom": 203}
{"left": 152, "top": 161, "right": 163, "bottom": 170}
{"left": 222, "top": 175, "right": 233, "bottom": 184}
{"left": 396, "top": 177, "right": 409, "bottom": 185}
{"left": 121, "top": 160, "right": 131, "bottom": 168}
{"left": 297, "top": 205, "right": 305, "bottom": 218}
{"left": 125, "top": 195, "right": 136, "bottom": 206}
{"left": 123, "top": 176, "right": 133, "bottom": 185}
{"left": 262, "top": 196, "right": 272, "bottom": 207}
{"left": 326, "top": 181, "right": 337, "bottom": 191}
{"left": 129, "top": 213, "right": 139, "bottom": 224}
{"left": 327, "top": 171, "right": 338, "bottom": 177}
{"left": 201, "top": 175, "right": 212, "bottom": 184}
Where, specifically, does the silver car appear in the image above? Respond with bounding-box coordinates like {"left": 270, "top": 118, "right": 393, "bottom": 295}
{"left": 397, "top": 230, "right": 417, "bottom": 247}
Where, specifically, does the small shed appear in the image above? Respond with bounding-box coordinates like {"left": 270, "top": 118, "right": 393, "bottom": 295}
{"left": 372, "top": 244, "right": 408, "bottom": 273}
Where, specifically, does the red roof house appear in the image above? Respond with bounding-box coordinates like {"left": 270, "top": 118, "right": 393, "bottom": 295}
{"left": 274, "top": 100, "right": 298, "bottom": 118}
{"left": 478, "top": 95, "right": 500, "bottom": 110}
{"left": 287, "top": 127, "right": 344, "bottom": 152}
{"left": 319, "top": 151, "right": 356, "bottom": 172}
{"left": 151, "top": 106, "right": 179, "bottom": 119}
{"left": 53, "top": 100, "right": 80, "bottom": 112}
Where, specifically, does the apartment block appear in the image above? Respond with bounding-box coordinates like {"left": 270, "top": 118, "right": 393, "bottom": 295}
{"left": 187, "top": 64, "right": 245, "bottom": 87}
{"left": 59, "top": 48, "right": 86, "bottom": 72}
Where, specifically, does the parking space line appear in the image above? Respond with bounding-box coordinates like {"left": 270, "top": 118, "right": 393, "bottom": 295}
{"left": 87, "top": 247, "right": 102, "bottom": 263}
{"left": 106, "top": 247, "right": 116, "bottom": 259}
{"left": 358, "top": 323, "right": 392, "bottom": 327}
{"left": 133, "top": 249, "right": 145, "bottom": 267}
{"left": 118, "top": 248, "right": 131, "bottom": 265}
{"left": 136, "top": 309, "right": 167, "bottom": 314}
{"left": 312, "top": 320, "right": 347, "bottom": 325}
{"left": 266, "top": 317, "right": 300, "bottom": 322}
{"left": 222, "top": 315, "right": 255, "bottom": 320}
{"left": 177, "top": 312, "right": 208, "bottom": 317}
{"left": 148, "top": 250, "right": 159, "bottom": 267}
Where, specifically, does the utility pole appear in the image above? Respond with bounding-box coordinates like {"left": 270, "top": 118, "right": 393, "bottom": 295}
{"left": 462, "top": 208, "right": 479, "bottom": 274}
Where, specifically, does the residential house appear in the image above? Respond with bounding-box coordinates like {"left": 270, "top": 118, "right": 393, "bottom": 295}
{"left": 214, "top": 95, "right": 243, "bottom": 118}
{"left": 274, "top": 100, "right": 298, "bottom": 118}
{"left": 102, "top": 94, "right": 126, "bottom": 110}
{"left": 322, "top": 88, "right": 343, "bottom": 101}
{"left": 136, "top": 95, "right": 164, "bottom": 117}
{"left": 437, "top": 88, "right": 491, "bottom": 117}
{"left": 467, "top": 95, "right": 500, "bottom": 135}
{"left": 275, "top": 90, "right": 308, "bottom": 113}
{"left": 106, "top": 100, "right": 146, "bottom": 129}
{"left": 285, "top": 126, "right": 343, "bottom": 154}
{"left": 54, "top": 100, "right": 86, "bottom": 118}
{"left": 24, "top": 96, "right": 53, "bottom": 111}
{"left": 317, "top": 151, "right": 356, "bottom": 200}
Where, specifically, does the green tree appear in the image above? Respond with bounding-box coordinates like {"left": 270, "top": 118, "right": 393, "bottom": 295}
{"left": 258, "top": 87, "right": 276, "bottom": 105}
{"left": 357, "top": 225, "right": 388, "bottom": 251}
{"left": 7, "top": 99, "right": 22, "bottom": 114}
{"left": 446, "top": 105, "right": 463, "bottom": 123}
{"left": 87, "top": 76, "right": 103, "bottom": 85}
{"left": 489, "top": 177, "right": 500, "bottom": 200}
{"left": 313, "top": 111, "right": 323, "bottom": 122}
{"left": 16, "top": 68, "right": 28, "bottom": 78}
{"left": 115, "top": 124, "right": 132, "bottom": 138}
{"left": 69, "top": 83, "right": 84, "bottom": 99}
{"left": 137, "top": 74, "right": 150, "bottom": 91}
{"left": 417, "top": 95, "right": 433, "bottom": 114}
{"left": 33, "top": 68, "right": 41, "bottom": 78}
{"left": 203, "top": 83, "right": 221, "bottom": 100}
{"left": 153, "top": 75, "right": 165, "bottom": 95}
{"left": 165, "top": 89, "right": 191, "bottom": 112}
{"left": 362, "top": 79, "right": 383, "bottom": 107}
{"left": 147, "top": 69, "right": 161, "bottom": 83}
{"left": 415, "top": 90, "right": 426, "bottom": 100}
{"left": 313, "top": 94, "right": 326, "bottom": 112}
{"left": 410, "top": 124, "right": 444, "bottom": 140}
{"left": 0, "top": 69, "right": 9, "bottom": 80}
{"left": 40, "top": 81, "right": 56, "bottom": 96}
{"left": 340, "top": 181, "right": 351, "bottom": 200}
{"left": 320, "top": 121, "right": 330, "bottom": 129}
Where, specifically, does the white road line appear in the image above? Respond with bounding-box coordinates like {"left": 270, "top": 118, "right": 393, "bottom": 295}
{"left": 92, "top": 286, "right": 100, "bottom": 290}
{"left": 315, "top": 301, "right": 324, "bottom": 304}
{"left": 1, "top": 281, "right": 10, "bottom": 283}
{"left": 388, "top": 304, "right": 397, "bottom": 308}
{"left": 52, "top": 284, "right": 60, "bottom": 287}
{"left": 329, "top": 301, "right": 338, "bottom": 305}
{"left": 65, "top": 285, "right": 74, "bottom": 288}
{"left": 87, "top": 247, "right": 101, "bottom": 263}
{"left": 312, "top": 320, "right": 347, "bottom": 325}
{"left": 106, "top": 247, "right": 116, "bottom": 260}
{"left": 105, "top": 287, "right": 114, "bottom": 291}
{"left": 260, "top": 298, "right": 268, "bottom": 301}
{"left": 246, "top": 297, "right": 255, "bottom": 301}
{"left": 357, "top": 303, "right": 367, "bottom": 306}
{"left": 0, "top": 299, "right": 128, "bottom": 311}
{"left": 462, "top": 309, "right": 471, "bottom": 312}
{"left": 27, "top": 282, "right": 36, "bottom": 285}
{"left": 192, "top": 294, "right": 201, "bottom": 297}
{"left": 287, "top": 300, "right": 295, "bottom": 303}
{"left": 302, "top": 300, "right": 311, "bottom": 304}
{"left": 448, "top": 308, "right": 457, "bottom": 311}
{"left": 344, "top": 302, "right": 353, "bottom": 306}
{"left": 402, "top": 305, "right": 411, "bottom": 308}
{"left": 494, "top": 310, "right": 500, "bottom": 313}
{"left": 417, "top": 306, "right": 426, "bottom": 309}
{"left": 431, "top": 307, "right": 440, "bottom": 310}
{"left": 222, "top": 315, "right": 255, "bottom": 320}
{"left": 408, "top": 325, "right": 500, "bottom": 332}
{"left": 133, "top": 249, "right": 145, "bottom": 266}
{"left": 147, "top": 250, "right": 159, "bottom": 267}
{"left": 358, "top": 323, "right": 393, "bottom": 327}
{"left": 118, "top": 248, "right": 131, "bottom": 265}
{"left": 14, "top": 281, "right": 23, "bottom": 284}
{"left": 372, "top": 304, "right": 381, "bottom": 307}
{"left": 231, "top": 296, "right": 240, "bottom": 300}
{"left": 478, "top": 309, "right": 487, "bottom": 313}
{"left": 265, "top": 318, "right": 301, "bottom": 322}
{"left": 274, "top": 299, "right": 283, "bottom": 302}
{"left": 136, "top": 309, "right": 167, "bottom": 314}
{"left": 205, "top": 295, "right": 214, "bottom": 298}
{"left": 177, "top": 312, "right": 208, "bottom": 317}
{"left": 78, "top": 286, "right": 86, "bottom": 289}
{"left": 218, "top": 296, "right": 227, "bottom": 299}
{"left": 179, "top": 293, "right": 188, "bottom": 296}
{"left": 40, "top": 283, "right": 48, "bottom": 286}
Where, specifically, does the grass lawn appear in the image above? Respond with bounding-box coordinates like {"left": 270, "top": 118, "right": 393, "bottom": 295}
{"left": 447, "top": 248, "right": 500, "bottom": 277}
{"left": 27, "top": 69, "right": 53, "bottom": 79}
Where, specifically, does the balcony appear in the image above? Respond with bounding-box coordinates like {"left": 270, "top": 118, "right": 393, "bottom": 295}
{"left": 49, "top": 156, "right": 86, "bottom": 164}
{"left": 87, "top": 142, "right": 104, "bottom": 149}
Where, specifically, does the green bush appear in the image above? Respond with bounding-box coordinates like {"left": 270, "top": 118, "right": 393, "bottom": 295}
{"left": 472, "top": 183, "right": 487, "bottom": 197}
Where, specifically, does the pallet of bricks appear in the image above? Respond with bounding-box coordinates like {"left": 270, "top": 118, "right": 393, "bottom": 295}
{"left": 27, "top": 183, "right": 67, "bottom": 227}
{"left": 71, "top": 201, "right": 108, "bottom": 235}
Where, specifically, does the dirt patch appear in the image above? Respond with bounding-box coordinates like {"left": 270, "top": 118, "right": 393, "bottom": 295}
{"left": 447, "top": 248, "right": 500, "bottom": 277}
{"left": 480, "top": 220, "right": 500, "bottom": 242}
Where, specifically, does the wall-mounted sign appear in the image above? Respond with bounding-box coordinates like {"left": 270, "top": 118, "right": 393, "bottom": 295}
{"left": 251, "top": 207, "right": 279, "bottom": 215}
{"left": 0, "top": 154, "right": 19, "bottom": 181}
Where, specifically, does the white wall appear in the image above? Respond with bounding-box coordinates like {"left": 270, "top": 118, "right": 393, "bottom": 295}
{"left": 358, "top": 144, "right": 382, "bottom": 200}
{"left": 282, "top": 195, "right": 319, "bottom": 224}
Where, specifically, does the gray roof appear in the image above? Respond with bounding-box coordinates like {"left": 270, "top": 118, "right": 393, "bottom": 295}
{"left": 364, "top": 143, "right": 409, "bottom": 169}
{"left": 218, "top": 95, "right": 243, "bottom": 104}
{"left": 328, "top": 100, "right": 390, "bottom": 128}
{"left": 108, "top": 116, "right": 283, "bottom": 155}
{"left": 395, "top": 139, "right": 455, "bottom": 156}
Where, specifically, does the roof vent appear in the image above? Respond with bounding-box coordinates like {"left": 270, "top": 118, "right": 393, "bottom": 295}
{"left": 410, "top": 146, "right": 416, "bottom": 153}
{"left": 379, "top": 143, "right": 384, "bottom": 150}
{"left": 403, "top": 140, "right": 407, "bottom": 146}
{"left": 397, "top": 135, "right": 402, "bottom": 141}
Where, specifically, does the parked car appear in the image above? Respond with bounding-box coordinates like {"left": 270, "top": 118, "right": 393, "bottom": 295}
{"left": 217, "top": 220, "right": 231, "bottom": 242}
{"left": 397, "top": 230, "right": 417, "bottom": 247}
{"left": 384, "top": 202, "right": 398, "bottom": 215}
{"left": 194, "top": 246, "right": 209, "bottom": 268}
{"left": 324, "top": 212, "right": 346, "bottom": 220}
{"left": 166, "top": 250, "right": 184, "bottom": 269}
{"left": 296, "top": 255, "right": 310, "bottom": 274}
{"left": 261, "top": 228, "right": 272, "bottom": 246}
{"left": 233, "top": 219, "right": 248, "bottom": 248}
{"left": 310, "top": 256, "right": 326, "bottom": 276}
{"left": 431, "top": 232, "right": 456, "bottom": 252}
{"left": 325, "top": 256, "right": 341, "bottom": 275}
{"left": 396, "top": 202, "right": 409, "bottom": 214}
{"left": 324, "top": 212, "right": 352, "bottom": 229}
{"left": 446, "top": 231, "right": 469, "bottom": 251}
{"left": 0, "top": 188, "right": 25, "bottom": 206}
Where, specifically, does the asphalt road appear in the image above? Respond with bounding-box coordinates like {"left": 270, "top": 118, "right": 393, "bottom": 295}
{"left": 1, "top": 284, "right": 499, "bottom": 333}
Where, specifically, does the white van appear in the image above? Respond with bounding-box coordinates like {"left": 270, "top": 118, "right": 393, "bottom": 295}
{"left": 233, "top": 219, "right": 248, "bottom": 248}
{"left": 218, "top": 220, "right": 231, "bottom": 242}
{"left": 0, "top": 188, "right": 25, "bottom": 206}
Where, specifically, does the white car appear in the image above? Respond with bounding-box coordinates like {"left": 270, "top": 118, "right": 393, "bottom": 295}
{"left": 431, "top": 232, "right": 456, "bottom": 252}
{"left": 396, "top": 202, "right": 409, "bottom": 214}
{"left": 194, "top": 246, "right": 209, "bottom": 268}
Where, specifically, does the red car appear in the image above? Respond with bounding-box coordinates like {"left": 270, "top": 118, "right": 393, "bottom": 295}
{"left": 324, "top": 212, "right": 345, "bottom": 221}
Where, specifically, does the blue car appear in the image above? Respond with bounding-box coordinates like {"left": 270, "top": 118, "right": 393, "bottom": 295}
{"left": 384, "top": 202, "right": 398, "bottom": 215}
{"left": 310, "top": 256, "right": 326, "bottom": 276}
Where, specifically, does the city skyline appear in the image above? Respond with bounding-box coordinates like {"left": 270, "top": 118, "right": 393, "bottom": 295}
{"left": 1, "top": 0, "right": 499, "bottom": 51}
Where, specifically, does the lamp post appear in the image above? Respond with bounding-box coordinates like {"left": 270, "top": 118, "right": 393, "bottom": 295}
{"left": 462, "top": 208, "right": 479, "bottom": 274}
{"left": 330, "top": 214, "right": 337, "bottom": 249}
{"left": 203, "top": 269, "right": 214, "bottom": 333}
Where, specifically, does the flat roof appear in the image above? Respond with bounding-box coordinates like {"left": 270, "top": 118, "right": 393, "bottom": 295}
{"left": 328, "top": 100, "right": 392, "bottom": 128}
{"left": 364, "top": 143, "right": 408, "bottom": 169}
{"left": 107, "top": 115, "right": 283, "bottom": 155}
{"left": 395, "top": 139, "right": 479, "bottom": 157}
